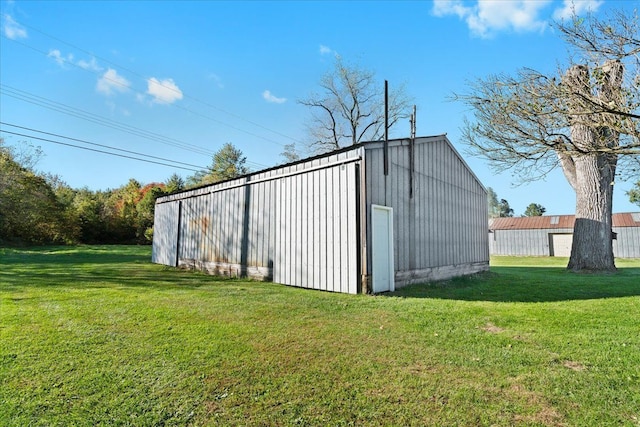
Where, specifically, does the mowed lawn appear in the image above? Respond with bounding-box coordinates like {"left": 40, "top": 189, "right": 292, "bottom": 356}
{"left": 1, "top": 246, "right": 639, "bottom": 426}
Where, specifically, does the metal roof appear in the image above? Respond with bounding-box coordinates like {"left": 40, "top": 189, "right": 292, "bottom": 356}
{"left": 158, "top": 134, "right": 464, "bottom": 200}
{"left": 489, "top": 212, "right": 640, "bottom": 230}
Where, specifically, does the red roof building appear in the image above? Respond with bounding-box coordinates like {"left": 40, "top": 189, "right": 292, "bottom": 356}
{"left": 489, "top": 213, "right": 640, "bottom": 258}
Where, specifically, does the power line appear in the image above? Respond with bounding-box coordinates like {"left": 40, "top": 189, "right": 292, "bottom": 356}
{"left": 1, "top": 84, "right": 216, "bottom": 157}
{"left": 0, "top": 85, "right": 271, "bottom": 171}
{"left": 0, "top": 121, "right": 208, "bottom": 169}
{"left": 20, "top": 22, "right": 302, "bottom": 145}
{"left": 0, "top": 123, "right": 269, "bottom": 174}
{"left": 1, "top": 31, "right": 300, "bottom": 148}
{"left": 0, "top": 127, "right": 203, "bottom": 172}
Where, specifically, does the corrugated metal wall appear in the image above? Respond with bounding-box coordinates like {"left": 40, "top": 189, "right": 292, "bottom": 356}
{"left": 614, "top": 227, "right": 640, "bottom": 258}
{"left": 153, "top": 136, "right": 491, "bottom": 293}
{"left": 272, "top": 158, "right": 359, "bottom": 294}
{"left": 365, "top": 136, "right": 489, "bottom": 286}
{"left": 488, "top": 228, "right": 574, "bottom": 256}
{"left": 489, "top": 227, "right": 640, "bottom": 258}
{"left": 152, "top": 150, "right": 362, "bottom": 294}
{"left": 152, "top": 201, "right": 180, "bottom": 266}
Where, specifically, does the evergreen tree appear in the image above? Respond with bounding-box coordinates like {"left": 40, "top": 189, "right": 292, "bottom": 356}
{"left": 524, "top": 203, "right": 546, "bottom": 217}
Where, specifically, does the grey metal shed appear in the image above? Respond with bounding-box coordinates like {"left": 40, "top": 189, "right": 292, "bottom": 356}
{"left": 488, "top": 213, "right": 640, "bottom": 258}
{"left": 152, "top": 135, "right": 489, "bottom": 294}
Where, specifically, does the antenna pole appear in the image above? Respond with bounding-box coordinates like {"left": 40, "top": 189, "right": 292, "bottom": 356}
{"left": 384, "top": 80, "right": 389, "bottom": 176}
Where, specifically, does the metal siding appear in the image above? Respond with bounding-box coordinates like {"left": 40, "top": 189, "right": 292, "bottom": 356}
{"left": 326, "top": 168, "right": 335, "bottom": 291}
{"left": 180, "top": 199, "right": 191, "bottom": 261}
{"left": 331, "top": 165, "right": 341, "bottom": 291}
{"left": 347, "top": 163, "right": 359, "bottom": 294}
{"left": 423, "top": 143, "right": 433, "bottom": 267}
{"left": 154, "top": 137, "right": 491, "bottom": 292}
{"left": 284, "top": 174, "right": 292, "bottom": 284}
{"left": 232, "top": 186, "right": 241, "bottom": 264}
{"left": 436, "top": 141, "right": 446, "bottom": 266}
{"left": 614, "top": 227, "right": 640, "bottom": 258}
{"left": 490, "top": 226, "right": 640, "bottom": 258}
{"left": 490, "top": 229, "right": 572, "bottom": 256}
{"left": 319, "top": 168, "right": 327, "bottom": 291}
{"left": 364, "top": 136, "right": 489, "bottom": 287}
{"left": 299, "top": 171, "right": 307, "bottom": 286}
{"left": 153, "top": 151, "right": 361, "bottom": 292}
{"left": 339, "top": 164, "right": 349, "bottom": 292}
{"left": 313, "top": 163, "right": 322, "bottom": 289}
{"left": 294, "top": 170, "right": 302, "bottom": 286}
{"left": 213, "top": 192, "right": 223, "bottom": 261}
{"left": 151, "top": 201, "right": 179, "bottom": 265}
{"left": 274, "top": 177, "right": 285, "bottom": 284}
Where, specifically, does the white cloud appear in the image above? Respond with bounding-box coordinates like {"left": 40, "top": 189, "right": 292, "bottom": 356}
{"left": 146, "top": 77, "right": 183, "bottom": 104}
{"left": 262, "top": 90, "right": 286, "bottom": 104}
{"left": 97, "top": 68, "right": 131, "bottom": 96}
{"left": 319, "top": 44, "right": 335, "bottom": 55}
{"left": 432, "top": 0, "right": 552, "bottom": 38}
{"left": 553, "top": 0, "right": 603, "bottom": 21}
{"left": 49, "top": 48, "right": 103, "bottom": 72}
{"left": 432, "top": 0, "right": 468, "bottom": 19}
{"left": 47, "top": 49, "right": 74, "bottom": 67}
{"left": 77, "top": 57, "right": 102, "bottom": 72}
{"left": 3, "top": 14, "right": 27, "bottom": 39}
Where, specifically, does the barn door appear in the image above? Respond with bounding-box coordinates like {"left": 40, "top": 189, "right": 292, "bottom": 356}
{"left": 372, "top": 205, "right": 394, "bottom": 293}
{"left": 152, "top": 201, "right": 181, "bottom": 267}
{"left": 550, "top": 233, "right": 573, "bottom": 257}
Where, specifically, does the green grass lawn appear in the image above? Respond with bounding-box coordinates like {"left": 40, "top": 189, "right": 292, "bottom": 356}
{"left": 1, "top": 247, "right": 639, "bottom": 426}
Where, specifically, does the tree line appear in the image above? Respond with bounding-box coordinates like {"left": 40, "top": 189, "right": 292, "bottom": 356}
{"left": 0, "top": 139, "right": 250, "bottom": 246}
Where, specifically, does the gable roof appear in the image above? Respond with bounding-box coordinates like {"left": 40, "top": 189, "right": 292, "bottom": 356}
{"left": 159, "top": 134, "right": 470, "bottom": 200}
{"left": 489, "top": 212, "right": 640, "bottom": 230}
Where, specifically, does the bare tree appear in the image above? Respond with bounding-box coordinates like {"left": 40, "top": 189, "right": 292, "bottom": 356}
{"left": 455, "top": 9, "right": 640, "bottom": 272}
{"left": 299, "top": 57, "right": 413, "bottom": 153}
{"left": 280, "top": 143, "right": 300, "bottom": 164}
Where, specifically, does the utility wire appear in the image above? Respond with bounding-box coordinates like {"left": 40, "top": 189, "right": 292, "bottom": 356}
{"left": 20, "top": 22, "right": 302, "bottom": 144}
{"left": 0, "top": 129, "right": 206, "bottom": 173}
{"left": 0, "top": 129, "right": 203, "bottom": 172}
{"left": 1, "top": 84, "right": 216, "bottom": 156}
{"left": 1, "top": 128, "right": 269, "bottom": 174}
{"left": 0, "top": 129, "right": 201, "bottom": 172}
{"left": 2, "top": 32, "right": 298, "bottom": 148}
{"left": 0, "top": 85, "right": 270, "bottom": 171}
{"left": 0, "top": 121, "right": 208, "bottom": 169}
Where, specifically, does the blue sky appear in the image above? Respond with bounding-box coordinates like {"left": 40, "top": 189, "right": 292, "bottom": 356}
{"left": 1, "top": 0, "right": 638, "bottom": 215}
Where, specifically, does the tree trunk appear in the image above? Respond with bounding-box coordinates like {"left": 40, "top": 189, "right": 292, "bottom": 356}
{"left": 567, "top": 153, "right": 616, "bottom": 271}
{"left": 560, "top": 62, "right": 621, "bottom": 272}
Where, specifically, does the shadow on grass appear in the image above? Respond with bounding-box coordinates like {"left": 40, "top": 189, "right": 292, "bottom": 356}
{"left": 0, "top": 245, "right": 252, "bottom": 292}
{"left": 0, "top": 265, "right": 251, "bottom": 293}
{"left": 0, "top": 245, "right": 150, "bottom": 265}
{"left": 5, "top": 246, "right": 640, "bottom": 302}
{"left": 389, "top": 266, "right": 640, "bottom": 303}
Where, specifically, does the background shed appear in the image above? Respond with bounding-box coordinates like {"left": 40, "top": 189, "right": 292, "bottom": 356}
{"left": 489, "top": 213, "right": 640, "bottom": 258}
{"left": 153, "top": 135, "right": 489, "bottom": 294}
